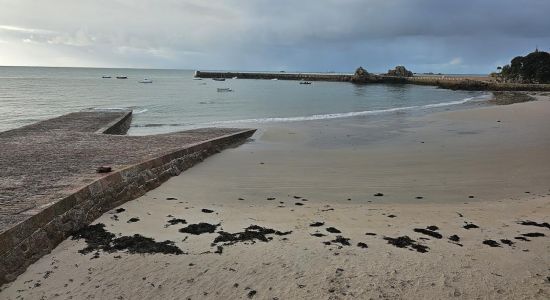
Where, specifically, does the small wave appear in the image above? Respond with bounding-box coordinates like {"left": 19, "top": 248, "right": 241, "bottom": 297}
{"left": 210, "top": 93, "right": 491, "bottom": 125}
{"left": 88, "top": 107, "right": 148, "bottom": 114}
{"left": 133, "top": 108, "right": 148, "bottom": 114}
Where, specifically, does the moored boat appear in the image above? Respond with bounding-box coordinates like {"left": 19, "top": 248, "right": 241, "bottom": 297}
{"left": 138, "top": 79, "right": 153, "bottom": 83}
{"left": 116, "top": 76, "right": 128, "bottom": 79}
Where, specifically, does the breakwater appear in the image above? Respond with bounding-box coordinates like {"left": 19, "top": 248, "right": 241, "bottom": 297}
{"left": 195, "top": 71, "right": 550, "bottom": 91}
{"left": 0, "top": 110, "right": 255, "bottom": 284}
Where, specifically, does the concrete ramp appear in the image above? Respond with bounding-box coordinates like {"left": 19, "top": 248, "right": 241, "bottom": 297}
{"left": 0, "top": 110, "right": 255, "bottom": 284}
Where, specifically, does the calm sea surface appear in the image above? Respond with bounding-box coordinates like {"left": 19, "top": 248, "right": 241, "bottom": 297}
{"left": 0, "top": 67, "right": 489, "bottom": 135}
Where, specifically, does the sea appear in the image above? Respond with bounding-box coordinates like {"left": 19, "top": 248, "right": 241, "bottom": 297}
{"left": 0, "top": 67, "right": 491, "bottom": 135}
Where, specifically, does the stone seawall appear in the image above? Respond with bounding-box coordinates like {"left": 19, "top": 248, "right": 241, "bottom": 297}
{"left": 195, "top": 70, "right": 550, "bottom": 91}
{"left": 0, "top": 111, "right": 255, "bottom": 285}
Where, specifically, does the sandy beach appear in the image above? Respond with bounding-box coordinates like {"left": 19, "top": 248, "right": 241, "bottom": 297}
{"left": 1, "top": 95, "right": 549, "bottom": 299}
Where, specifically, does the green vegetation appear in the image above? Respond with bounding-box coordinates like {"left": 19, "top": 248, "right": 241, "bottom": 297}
{"left": 494, "top": 50, "right": 550, "bottom": 84}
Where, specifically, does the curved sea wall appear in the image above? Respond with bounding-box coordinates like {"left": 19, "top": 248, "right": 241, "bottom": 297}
{"left": 195, "top": 71, "right": 550, "bottom": 91}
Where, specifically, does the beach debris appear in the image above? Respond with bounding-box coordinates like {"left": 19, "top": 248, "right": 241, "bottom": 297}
{"left": 179, "top": 223, "right": 219, "bottom": 235}
{"left": 330, "top": 236, "right": 351, "bottom": 246}
{"left": 164, "top": 218, "right": 187, "bottom": 228}
{"left": 387, "top": 214, "right": 397, "bottom": 218}
{"left": 500, "top": 239, "right": 514, "bottom": 246}
{"left": 415, "top": 196, "right": 424, "bottom": 199}
{"left": 293, "top": 196, "right": 302, "bottom": 199}
{"left": 483, "top": 240, "right": 501, "bottom": 247}
{"left": 213, "top": 225, "right": 291, "bottom": 246}
{"left": 114, "top": 208, "right": 126, "bottom": 213}
{"left": 72, "top": 223, "right": 183, "bottom": 255}
{"left": 357, "top": 242, "right": 368, "bottom": 249}
{"left": 374, "top": 193, "right": 384, "bottom": 197}
{"left": 311, "top": 233, "right": 326, "bottom": 237}
{"left": 96, "top": 166, "right": 112, "bottom": 173}
{"left": 127, "top": 217, "right": 140, "bottom": 223}
{"left": 414, "top": 227, "right": 443, "bottom": 239}
{"left": 214, "top": 246, "right": 223, "bottom": 254}
{"left": 426, "top": 225, "right": 439, "bottom": 231}
{"left": 326, "top": 227, "right": 341, "bottom": 234}
{"left": 448, "top": 235, "right": 460, "bottom": 242}
{"left": 468, "top": 195, "right": 475, "bottom": 198}
{"left": 383, "top": 236, "right": 429, "bottom": 253}
{"left": 247, "top": 290, "right": 257, "bottom": 298}
{"left": 238, "top": 198, "right": 245, "bottom": 201}
{"left": 267, "top": 197, "right": 276, "bottom": 200}
{"left": 201, "top": 209, "right": 214, "bottom": 213}
{"left": 310, "top": 222, "right": 325, "bottom": 227}
{"left": 521, "top": 232, "right": 545, "bottom": 237}
{"left": 518, "top": 220, "right": 550, "bottom": 229}
{"left": 295, "top": 202, "right": 304, "bottom": 206}
{"left": 166, "top": 197, "right": 178, "bottom": 200}
{"left": 463, "top": 223, "right": 479, "bottom": 229}
{"left": 514, "top": 236, "right": 530, "bottom": 241}
{"left": 456, "top": 212, "right": 464, "bottom": 217}
{"left": 365, "top": 232, "right": 377, "bottom": 236}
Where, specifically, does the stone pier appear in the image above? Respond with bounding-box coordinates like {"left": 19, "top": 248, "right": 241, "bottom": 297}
{"left": 0, "top": 110, "right": 255, "bottom": 284}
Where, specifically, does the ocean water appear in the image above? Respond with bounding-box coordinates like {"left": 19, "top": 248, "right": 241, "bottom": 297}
{"left": 0, "top": 67, "right": 490, "bottom": 135}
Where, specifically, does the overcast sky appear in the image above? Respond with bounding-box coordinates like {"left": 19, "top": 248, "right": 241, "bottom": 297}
{"left": 1, "top": 0, "right": 549, "bottom": 73}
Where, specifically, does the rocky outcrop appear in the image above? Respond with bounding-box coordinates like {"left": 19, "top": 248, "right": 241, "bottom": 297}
{"left": 387, "top": 66, "right": 413, "bottom": 77}
{"left": 351, "top": 66, "right": 375, "bottom": 83}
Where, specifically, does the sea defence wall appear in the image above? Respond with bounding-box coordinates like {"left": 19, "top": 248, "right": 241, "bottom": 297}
{"left": 195, "top": 70, "right": 353, "bottom": 82}
{"left": 0, "top": 110, "right": 255, "bottom": 285}
{"left": 195, "top": 71, "right": 550, "bottom": 91}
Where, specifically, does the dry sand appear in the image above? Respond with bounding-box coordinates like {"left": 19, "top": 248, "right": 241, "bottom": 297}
{"left": 1, "top": 95, "right": 550, "bottom": 300}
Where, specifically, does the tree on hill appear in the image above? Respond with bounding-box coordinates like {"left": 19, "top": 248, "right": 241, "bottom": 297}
{"left": 498, "top": 49, "right": 550, "bottom": 84}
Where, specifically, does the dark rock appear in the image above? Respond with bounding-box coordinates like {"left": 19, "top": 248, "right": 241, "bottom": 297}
{"left": 414, "top": 228, "right": 442, "bottom": 239}
{"left": 165, "top": 218, "right": 187, "bottom": 227}
{"left": 310, "top": 222, "right": 325, "bottom": 227}
{"left": 383, "top": 235, "right": 429, "bottom": 253}
{"left": 96, "top": 166, "right": 112, "bottom": 173}
{"left": 311, "top": 233, "right": 326, "bottom": 237}
{"left": 483, "top": 240, "right": 501, "bottom": 247}
{"left": 331, "top": 236, "right": 351, "bottom": 246}
{"left": 521, "top": 232, "right": 545, "bottom": 237}
{"left": 386, "top": 66, "right": 413, "bottom": 77}
{"left": 448, "top": 235, "right": 460, "bottom": 242}
{"left": 500, "top": 239, "right": 514, "bottom": 246}
{"left": 213, "top": 225, "right": 291, "bottom": 246}
{"left": 179, "top": 223, "right": 219, "bottom": 235}
{"left": 463, "top": 223, "right": 479, "bottom": 230}
{"left": 518, "top": 220, "right": 550, "bottom": 230}
{"left": 326, "top": 227, "right": 341, "bottom": 234}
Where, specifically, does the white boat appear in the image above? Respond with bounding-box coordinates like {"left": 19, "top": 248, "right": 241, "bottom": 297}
{"left": 271, "top": 78, "right": 278, "bottom": 80}
{"left": 217, "top": 88, "right": 233, "bottom": 92}
{"left": 232, "top": 76, "right": 238, "bottom": 79}
{"left": 102, "top": 75, "right": 111, "bottom": 79}
{"left": 139, "top": 79, "right": 153, "bottom": 83}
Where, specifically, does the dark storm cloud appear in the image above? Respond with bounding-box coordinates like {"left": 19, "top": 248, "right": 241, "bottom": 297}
{"left": 0, "top": 0, "right": 548, "bottom": 73}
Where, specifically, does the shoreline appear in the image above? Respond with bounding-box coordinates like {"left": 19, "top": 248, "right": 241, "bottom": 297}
{"left": 1, "top": 96, "right": 549, "bottom": 299}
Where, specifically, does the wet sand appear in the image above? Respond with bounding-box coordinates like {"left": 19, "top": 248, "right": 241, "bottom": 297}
{"left": 1, "top": 95, "right": 550, "bottom": 299}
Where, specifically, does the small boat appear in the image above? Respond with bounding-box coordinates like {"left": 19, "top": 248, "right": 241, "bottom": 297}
{"left": 217, "top": 88, "right": 233, "bottom": 92}
{"left": 193, "top": 78, "right": 203, "bottom": 80}
{"left": 116, "top": 76, "right": 128, "bottom": 79}
{"left": 138, "top": 78, "right": 153, "bottom": 83}
{"left": 271, "top": 78, "right": 278, "bottom": 80}
{"left": 299, "top": 81, "right": 312, "bottom": 85}
{"left": 102, "top": 75, "right": 111, "bottom": 79}
{"left": 232, "top": 76, "right": 238, "bottom": 79}
{"left": 212, "top": 78, "right": 226, "bottom": 81}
